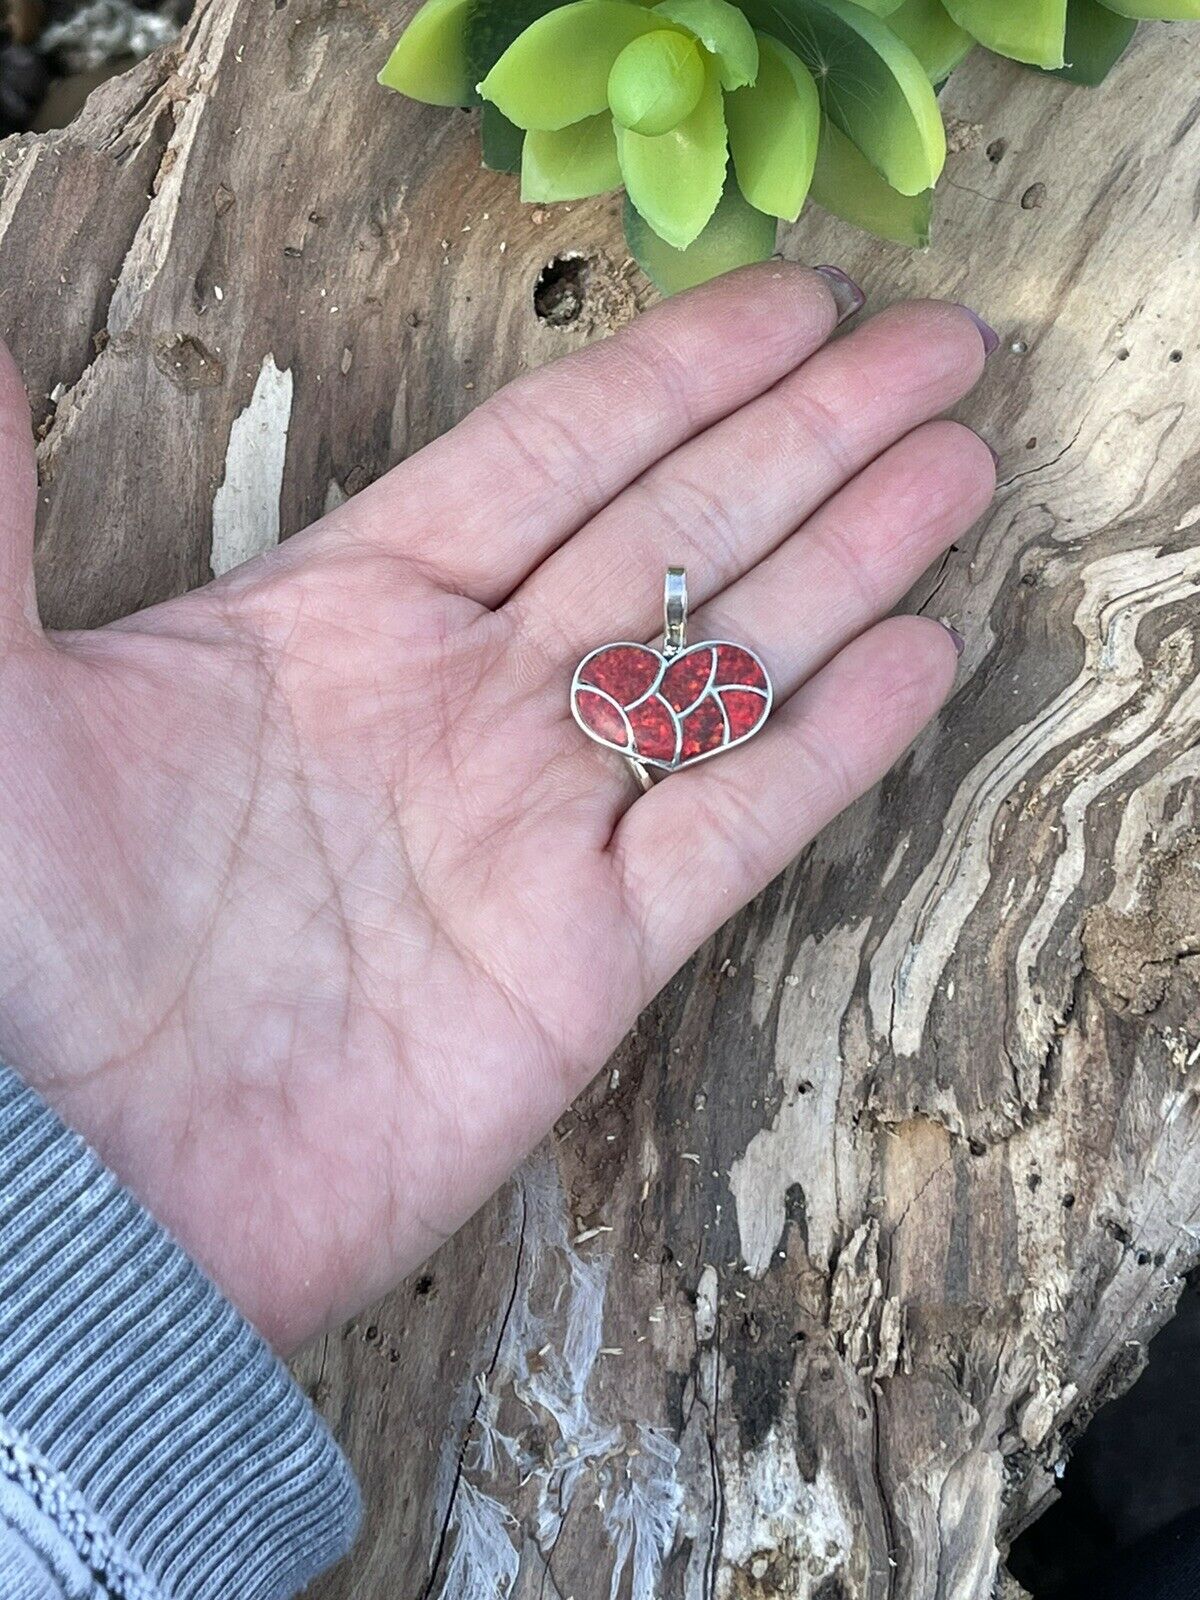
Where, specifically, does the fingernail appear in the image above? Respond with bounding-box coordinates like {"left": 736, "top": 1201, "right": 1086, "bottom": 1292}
{"left": 954, "top": 304, "right": 1000, "bottom": 357}
{"left": 814, "top": 265, "right": 866, "bottom": 325}
{"left": 943, "top": 624, "right": 966, "bottom": 657}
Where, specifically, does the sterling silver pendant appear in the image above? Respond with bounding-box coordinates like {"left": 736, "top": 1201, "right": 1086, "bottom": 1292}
{"left": 571, "top": 568, "right": 773, "bottom": 790}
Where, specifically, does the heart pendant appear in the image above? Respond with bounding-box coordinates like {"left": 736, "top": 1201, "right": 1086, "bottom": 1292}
{"left": 571, "top": 569, "right": 772, "bottom": 780}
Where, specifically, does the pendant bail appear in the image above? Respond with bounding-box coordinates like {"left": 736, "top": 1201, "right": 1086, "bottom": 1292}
{"left": 663, "top": 566, "right": 687, "bottom": 659}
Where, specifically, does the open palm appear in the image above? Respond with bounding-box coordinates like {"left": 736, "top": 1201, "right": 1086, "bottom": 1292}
{"left": 0, "top": 266, "right": 994, "bottom": 1350}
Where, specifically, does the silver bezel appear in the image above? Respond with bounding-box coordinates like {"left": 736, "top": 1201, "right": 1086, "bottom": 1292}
{"left": 571, "top": 640, "right": 774, "bottom": 774}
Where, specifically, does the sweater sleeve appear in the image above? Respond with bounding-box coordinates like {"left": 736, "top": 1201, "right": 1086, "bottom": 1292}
{"left": 0, "top": 1064, "right": 362, "bottom": 1600}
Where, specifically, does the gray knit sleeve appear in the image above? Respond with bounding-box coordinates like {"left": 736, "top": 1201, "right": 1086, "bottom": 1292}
{"left": 0, "top": 1064, "right": 362, "bottom": 1600}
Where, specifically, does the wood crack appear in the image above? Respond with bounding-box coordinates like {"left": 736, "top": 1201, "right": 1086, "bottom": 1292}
{"left": 420, "top": 1181, "right": 529, "bottom": 1600}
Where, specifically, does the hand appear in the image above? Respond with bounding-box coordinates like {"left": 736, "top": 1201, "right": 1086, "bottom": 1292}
{"left": 0, "top": 266, "right": 994, "bottom": 1350}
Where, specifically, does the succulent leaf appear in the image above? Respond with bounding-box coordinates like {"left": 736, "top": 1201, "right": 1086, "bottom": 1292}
{"left": 465, "top": 0, "right": 587, "bottom": 88}
{"left": 617, "top": 58, "right": 729, "bottom": 248}
{"left": 479, "top": 1, "right": 663, "bottom": 130}
{"left": 378, "top": 0, "right": 477, "bottom": 106}
{"left": 522, "top": 112, "right": 624, "bottom": 197}
{"left": 726, "top": 34, "right": 820, "bottom": 220}
{"left": 1051, "top": 0, "right": 1136, "bottom": 79}
{"left": 383, "top": 0, "right": 1198, "bottom": 291}
{"left": 623, "top": 170, "right": 777, "bottom": 292}
{"left": 609, "top": 30, "right": 708, "bottom": 133}
{"left": 942, "top": 0, "right": 1068, "bottom": 66}
{"left": 652, "top": 0, "right": 762, "bottom": 86}
{"left": 738, "top": 0, "right": 945, "bottom": 196}
{"left": 379, "top": 0, "right": 572, "bottom": 107}
{"left": 809, "top": 117, "right": 932, "bottom": 246}
{"left": 885, "top": 0, "right": 975, "bottom": 79}
{"left": 1098, "top": 0, "right": 1200, "bottom": 14}
{"left": 482, "top": 104, "right": 526, "bottom": 171}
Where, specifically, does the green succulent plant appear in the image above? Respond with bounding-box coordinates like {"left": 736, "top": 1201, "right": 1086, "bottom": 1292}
{"left": 380, "top": 0, "right": 1199, "bottom": 292}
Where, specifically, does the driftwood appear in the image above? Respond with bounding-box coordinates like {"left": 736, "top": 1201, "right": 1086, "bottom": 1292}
{"left": 2, "top": 5, "right": 1198, "bottom": 1596}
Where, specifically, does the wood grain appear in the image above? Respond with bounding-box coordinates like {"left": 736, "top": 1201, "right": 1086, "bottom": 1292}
{"left": 2, "top": 7, "right": 1197, "bottom": 1595}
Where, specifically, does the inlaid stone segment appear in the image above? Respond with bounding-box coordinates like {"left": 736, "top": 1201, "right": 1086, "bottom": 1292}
{"left": 680, "top": 697, "right": 725, "bottom": 762}
{"left": 720, "top": 688, "right": 770, "bottom": 742}
{"left": 574, "top": 689, "right": 630, "bottom": 750}
{"left": 579, "top": 644, "right": 659, "bottom": 702}
{"left": 714, "top": 645, "right": 764, "bottom": 688}
{"left": 661, "top": 648, "right": 715, "bottom": 713}
{"left": 628, "top": 698, "right": 679, "bottom": 764}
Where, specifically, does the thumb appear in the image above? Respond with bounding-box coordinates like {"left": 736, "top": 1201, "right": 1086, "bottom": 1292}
{"left": 0, "top": 339, "right": 38, "bottom": 639}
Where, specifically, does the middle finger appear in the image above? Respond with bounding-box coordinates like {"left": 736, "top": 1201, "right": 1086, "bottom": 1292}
{"left": 508, "top": 299, "right": 994, "bottom": 664}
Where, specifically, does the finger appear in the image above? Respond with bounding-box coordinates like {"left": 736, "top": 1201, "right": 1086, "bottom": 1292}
{"left": 612, "top": 616, "right": 958, "bottom": 988}
{"left": 511, "top": 300, "right": 991, "bottom": 662}
{"left": 341, "top": 263, "right": 849, "bottom": 605}
{"left": 0, "top": 339, "right": 38, "bottom": 639}
{"left": 685, "top": 420, "right": 995, "bottom": 700}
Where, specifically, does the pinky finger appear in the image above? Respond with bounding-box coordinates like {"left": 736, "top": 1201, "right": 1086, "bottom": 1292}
{"left": 612, "top": 615, "right": 960, "bottom": 990}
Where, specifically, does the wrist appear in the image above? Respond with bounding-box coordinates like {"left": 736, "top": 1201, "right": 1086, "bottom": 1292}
{"left": 0, "top": 1063, "right": 361, "bottom": 1598}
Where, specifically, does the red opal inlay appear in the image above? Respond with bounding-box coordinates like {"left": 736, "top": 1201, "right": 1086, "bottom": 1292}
{"left": 679, "top": 696, "right": 725, "bottom": 762}
{"left": 574, "top": 688, "right": 630, "bottom": 750}
{"left": 660, "top": 651, "right": 712, "bottom": 714}
{"left": 579, "top": 644, "right": 660, "bottom": 702}
{"left": 628, "top": 697, "right": 678, "bottom": 763}
{"left": 572, "top": 640, "right": 771, "bottom": 771}
{"left": 721, "top": 688, "right": 769, "bottom": 740}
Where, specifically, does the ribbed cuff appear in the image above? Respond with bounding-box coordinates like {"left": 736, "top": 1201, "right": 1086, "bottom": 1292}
{"left": 0, "top": 1065, "right": 361, "bottom": 1600}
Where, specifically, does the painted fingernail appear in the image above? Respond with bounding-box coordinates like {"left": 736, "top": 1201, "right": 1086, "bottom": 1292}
{"left": 954, "top": 304, "right": 1000, "bottom": 357}
{"left": 814, "top": 265, "right": 866, "bottom": 325}
{"left": 943, "top": 625, "right": 966, "bottom": 657}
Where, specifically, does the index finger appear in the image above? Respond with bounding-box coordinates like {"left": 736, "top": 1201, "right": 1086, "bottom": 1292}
{"left": 341, "top": 263, "right": 858, "bottom": 605}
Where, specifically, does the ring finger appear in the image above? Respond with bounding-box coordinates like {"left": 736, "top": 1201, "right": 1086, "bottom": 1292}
{"left": 683, "top": 418, "right": 996, "bottom": 705}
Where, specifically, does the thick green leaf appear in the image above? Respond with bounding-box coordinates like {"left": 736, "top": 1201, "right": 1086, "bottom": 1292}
{"left": 609, "top": 30, "right": 707, "bottom": 133}
{"left": 378, "top": 0, "right": 477, "bottom": 106}
{"left": 738, "top": 0, "right": 945, "bottom": 195}
{"left": 624, "top": 171, "right": 777, "bottom": 292}
{"left": 943, "top": 0, "right": 1067, "bottom": 66}
{"left": 381, "top": 0, "right": 651, "bottom": 110}
{"left": 522, "top": 112, "right": 623, "bottom": 198}
{"left": 886, "top": 0, "right": 975, "bottom": 79}
{"left": 810, "top": 117, "right": 932, "bottom": 245}
{"left": 1050, "top": 0, "right": 1136, "bottom": 79}
{"left": 465, "top": 0, "right": 583, "bottom": 86}
{"left": 1099, "top": 0, "right": 1199, "bottom": 15}
{"left": 480, "top": 1, "right": 662, "bottom": 130}
{"left": 617, "top": 58, "right": 729, "bottom": 248}
{"left": 846, "top": 0, "right": 906, "bottom": 10}
{"left": 482, "top": 104, "right": 526, "bottom": 171}
{"left": 726, "top": 34, "right": 820, "bottom": 220}
{"left": 652, "top": 0, "right": 761, "bottom": 86}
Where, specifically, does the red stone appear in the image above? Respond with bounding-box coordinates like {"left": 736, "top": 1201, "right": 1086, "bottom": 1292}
{"left": 720, "top": 688, "right": 769, "bottom": 741}
{"left": 714, "top": 644, "right": 768, "bottom": 692}
{"left": 573, "top": 639, "right": 771, "bottom": 771}
{"left": 580, "top": 644, "right": 660, "bottom": 702}
{"left": 661, "top": 648, "right": 715, "bottom": 714}
{"left": 679, "top": 696, "right": 725, "bottom": 762}
{"left": 574, "top": 687, "right": 630, "bottom": 749}
{"left": 628, "top": 697, "right": 678, "bottom": 764}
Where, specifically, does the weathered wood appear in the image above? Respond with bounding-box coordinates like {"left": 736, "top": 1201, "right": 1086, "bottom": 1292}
{"left": 2, "top": 7, "right": 1197, "bottom": 1596}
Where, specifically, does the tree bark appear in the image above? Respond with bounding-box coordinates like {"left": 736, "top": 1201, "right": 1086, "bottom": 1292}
{"left": 2, "top": 6, "right": 1198, "bottom": 1596}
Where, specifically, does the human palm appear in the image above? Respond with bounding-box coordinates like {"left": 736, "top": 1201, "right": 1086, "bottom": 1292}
{"left": 0, "top": 267, "right": 994, "bottom": 1350}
